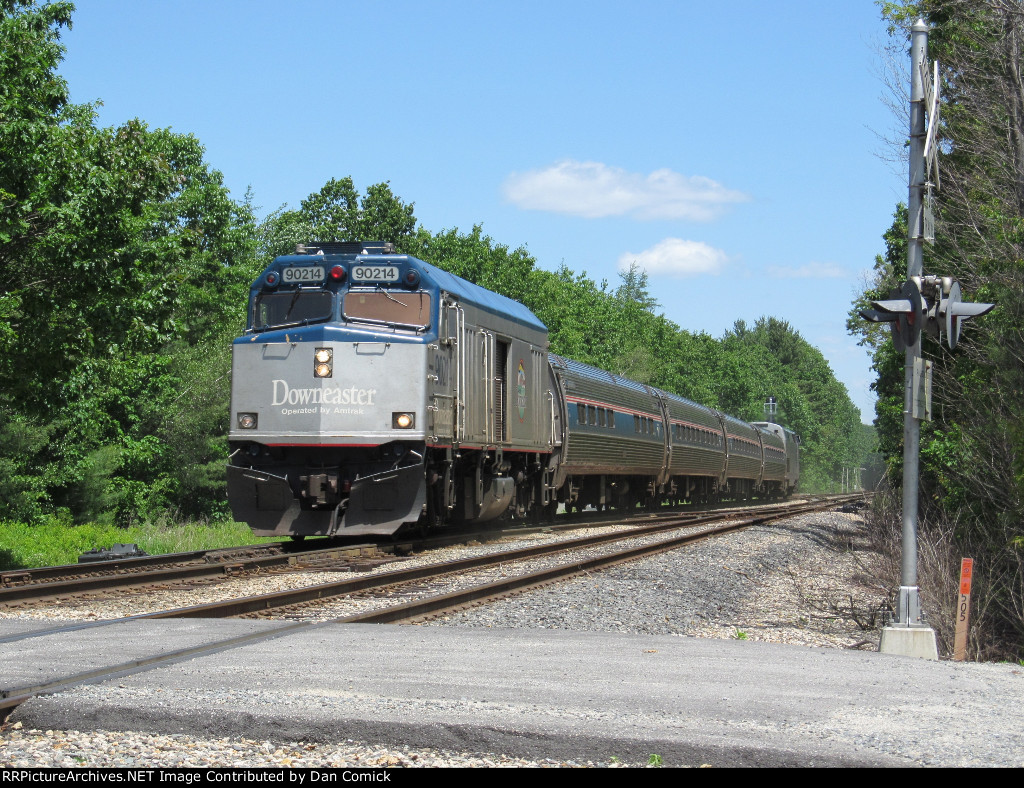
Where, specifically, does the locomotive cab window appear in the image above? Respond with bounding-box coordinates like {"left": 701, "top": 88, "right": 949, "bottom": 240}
{"left": 254, "top": 291, "right": 334, "bottom": 331}
{"left": 343, "top": 290, "right": 432, "bottom": 329}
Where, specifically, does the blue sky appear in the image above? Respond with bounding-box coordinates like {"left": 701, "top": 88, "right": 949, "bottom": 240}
{"left": 57, "top": 1, "right": 908, "bottom": 424}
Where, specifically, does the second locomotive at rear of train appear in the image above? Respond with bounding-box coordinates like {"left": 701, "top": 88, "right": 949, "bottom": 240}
{"left": 227, "top": 242, "right": 799, "bottom": 538}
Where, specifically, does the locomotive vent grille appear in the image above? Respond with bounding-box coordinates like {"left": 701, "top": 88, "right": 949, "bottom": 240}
{"left": 495, "top": 340, "right": 509, "bottom": 443}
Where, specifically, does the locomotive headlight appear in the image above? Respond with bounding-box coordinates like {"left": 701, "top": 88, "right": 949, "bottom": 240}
{"left": 237, "top": 413, "right": 258, "bottom": 429}
{"left": 392, "top": 412, "right": 415, "bottom": 429}
{"left": 313, "top": 348, "right": 333, "bottom": 378}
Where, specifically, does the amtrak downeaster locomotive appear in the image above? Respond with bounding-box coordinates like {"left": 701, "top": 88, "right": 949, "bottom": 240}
{"left": 227, "top": 242, "right": 799, "bottom": 538}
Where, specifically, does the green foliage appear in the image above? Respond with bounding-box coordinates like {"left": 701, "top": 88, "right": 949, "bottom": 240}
{"left": 0, "top": 407, "right": 53, "bottom": 522}
{"left": 0, "top": 516, "right": 278, "bottom": 570}
{"left": 848, "top": 205, "right": 907, "bottom": 479}
{"left": 647, "top": 754, "right": 663, "bottom": 767}
{"left": 146, "top": 331, "right": 238, "bottom": 520}
{"left": 63, "top": 444, "right": 121, "bottom": 525}
{"left": 722, "top": 317, "right": 868, "bottom": 490}
{"left": 405, "top": 224, "right": 535, "bottom": 303}
{"left": 0, "top": 0, "right": 257, "bottom": 526}
{"left": 258, "top": 177, "right": 417, "bottom": 260}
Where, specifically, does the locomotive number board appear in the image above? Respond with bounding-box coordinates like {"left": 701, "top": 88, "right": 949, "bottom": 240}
{"left": 351, "top": 265, "right": 400, "bottom": 282}
{"left": 282, "top": 266, "right": 326, "bottom": 283}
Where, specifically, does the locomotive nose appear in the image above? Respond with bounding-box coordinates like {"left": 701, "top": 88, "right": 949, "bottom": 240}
{"left": 231, "top": 340, "right": 426, "bottom": 444}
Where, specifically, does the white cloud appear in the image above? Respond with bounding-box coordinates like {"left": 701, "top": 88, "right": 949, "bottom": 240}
{"left": 767, "top": 261, "right": 847, "bottom": 279}
{"left": 502, "top": 159, "right": 748, "bottom": 221}
{"left": 617, "top": 238, "right": 728, "bottom": 277}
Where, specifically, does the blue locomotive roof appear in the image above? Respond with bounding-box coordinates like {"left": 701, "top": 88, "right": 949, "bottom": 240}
{"left": 414, "top": 259, "right": 547, "bottom": 333}
{"left": 251, "top": 249, "right": 547, "bottom": 335}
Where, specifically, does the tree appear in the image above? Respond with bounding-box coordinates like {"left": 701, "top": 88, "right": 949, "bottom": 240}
{"left": 0, "top": 0, "right": 75, "bottom": 279}
{"left": 848, "top": 206, "right": 908, "bottom": 469}
{"left": 615, "top": 262, "right": 660, "bottom": 312}
{"left": 0, "top": 0, "right": 258, "bottom": 523}
{"left": 257, "top": 177, "right": 418, "bottom": 261}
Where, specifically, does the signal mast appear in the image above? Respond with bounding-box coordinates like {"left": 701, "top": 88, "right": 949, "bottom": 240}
{"left": 860, "top": 20, "right": 994, "bottom": 658}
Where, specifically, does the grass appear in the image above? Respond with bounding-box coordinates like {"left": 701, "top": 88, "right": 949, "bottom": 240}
{"left": 0, "top": 517, "right": 279, "bottom": 570}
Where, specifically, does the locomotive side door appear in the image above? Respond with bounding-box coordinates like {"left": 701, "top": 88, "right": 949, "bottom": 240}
{"left": 464, "top": 325, "right": 506, "bottom": 448}
{"left": 429, "top": 298, "right": 460, "bottom": 444}
{"left": 546, "top": 356, "right": 570, "bottom": 492}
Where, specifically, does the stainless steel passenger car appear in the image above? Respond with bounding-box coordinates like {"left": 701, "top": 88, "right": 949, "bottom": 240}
{"left": 548, "top": 357, "right": 793, "bottom": 512}
{"left": 549, "top": 354, "right": 666, "bottom": 511}
{"left": 752, "top": 421, "right": 801, "bottom": 495}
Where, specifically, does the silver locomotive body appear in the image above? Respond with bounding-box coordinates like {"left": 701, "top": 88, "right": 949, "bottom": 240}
{"left": 227, "top": 243, "right": 554, "bottom": 537}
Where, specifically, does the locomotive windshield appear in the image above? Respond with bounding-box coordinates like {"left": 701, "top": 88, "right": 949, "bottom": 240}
{"left": 253, "top": 291, "right": 334, "bottom": 331}
{"left": 343, "top": 290, "right": 432, "bottom": 329}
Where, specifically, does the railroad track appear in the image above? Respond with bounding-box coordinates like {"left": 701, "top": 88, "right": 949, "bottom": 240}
{"left": 0, "top": 543, "right": 398, "bottom": 608}
{"left": 1, "top": 542, "right": 292, "bottom": 585}
{"left": 0, "top": 493, "right": 866, "bottom": 721}
{"left": 0, "top": 495, "right": 840, "bottom": 610}
{"left": 147, "top": 495, "right": 865, "bottom": 623}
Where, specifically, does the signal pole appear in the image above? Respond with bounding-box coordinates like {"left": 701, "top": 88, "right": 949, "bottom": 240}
{"left": 857, "top": 19, "right": 993, "bottom": 657}
{"left": 878, "top": 19, "right": 940, "bottom": 660}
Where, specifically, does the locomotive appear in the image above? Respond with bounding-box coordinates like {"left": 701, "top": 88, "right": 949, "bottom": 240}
{"left": 226, "top": 242, "right": 799, "bottom": 538}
